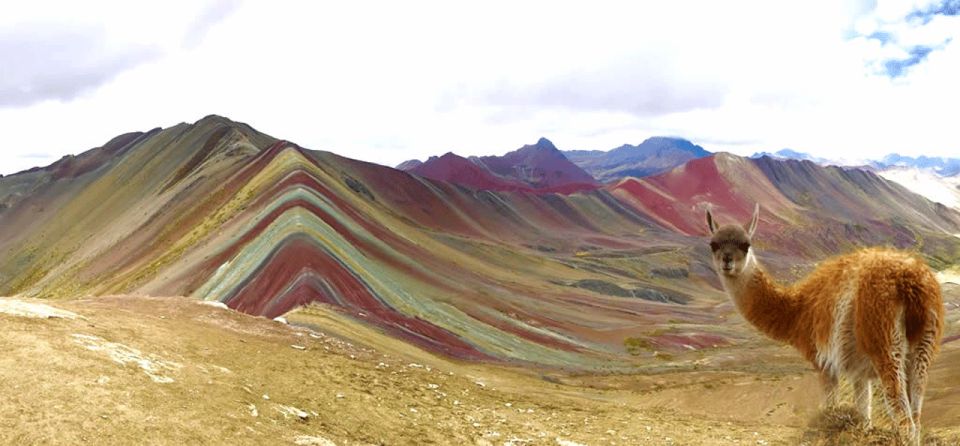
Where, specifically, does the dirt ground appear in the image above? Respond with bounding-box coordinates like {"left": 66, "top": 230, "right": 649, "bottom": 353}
{"left": 0, "top": 295, "right": 957, "bottom": 445}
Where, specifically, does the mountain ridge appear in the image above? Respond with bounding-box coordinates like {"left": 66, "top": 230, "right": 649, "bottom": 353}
{"left": 401, "top": 137, "right": 599, "bottom": 193}
{"left": 564, "top": 136, "right": 711, "bottom": 183}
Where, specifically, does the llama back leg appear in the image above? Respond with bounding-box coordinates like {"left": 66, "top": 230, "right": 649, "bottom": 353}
{"left": 818, "top": 369, "right": 839, "bottom": 408}
{"left": 854, "top": 378, "right": 872, "bottom": 427}
{"left": 907, "top": 316, "right": 939, "bottom": 434}
{"left": 871, "top": 317, "right": 916, "bottom": 443}
{"left": 857, "top": 272, "right": 917, "bottom": 443}
{"left": 876, "top": 345, "right": 915, "bottom": 442}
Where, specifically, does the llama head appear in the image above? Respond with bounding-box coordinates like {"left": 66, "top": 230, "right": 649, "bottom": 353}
{"left": 706, "top": 203, "right": 759, "bottom": 278}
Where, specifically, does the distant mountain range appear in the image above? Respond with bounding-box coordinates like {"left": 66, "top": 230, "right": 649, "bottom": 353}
{"left": 399, "top": 136, "right": 712, "bottom": 189}
{"left": 750, "top": 149, "right": 836, "bottom": 166}
{"left": 751, "top": 149, "right": 960, "bottom": 177}
{"left": 877, "top": 154, "right": 960, "bottom": 177}
{"left": 399, "top": 138, "right": 599, "bottom": 193}
{"left": 400, "top": 139, "right": 960, "bottom": 213}
{"left": 564, "top": 137, "right": 711, "bottom": 183}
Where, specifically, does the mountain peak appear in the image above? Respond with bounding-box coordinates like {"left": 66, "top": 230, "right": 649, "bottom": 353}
{"left": 513, "top": 137, "right": 560, "bottom": 155}
{"left": 396, "top": 159, "right": 423, "bottom": 171}
{"left": 194, "top": 114, "right": 236, "bottom": 126}
{"left": 535, "top": 137, "right": 557, "bottom": 150}
{"left": 636, "top": 137, "right": 709, "bottom": 156}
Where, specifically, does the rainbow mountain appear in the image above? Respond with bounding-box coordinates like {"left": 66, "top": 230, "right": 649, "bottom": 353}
{"left": 2, "top": 115, "right": 959, "bottom": 370}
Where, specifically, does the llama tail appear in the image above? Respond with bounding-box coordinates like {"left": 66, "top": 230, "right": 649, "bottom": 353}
{"left": 898, "top": 262, "right": 943, "bottom": 352}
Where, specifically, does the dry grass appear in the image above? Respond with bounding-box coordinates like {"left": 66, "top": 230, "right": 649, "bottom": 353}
{"left": 0, "top": 295, "right": 958, "bottom": 445}
{"left": 799, "top": 406, "right": 957, "bottom": 446}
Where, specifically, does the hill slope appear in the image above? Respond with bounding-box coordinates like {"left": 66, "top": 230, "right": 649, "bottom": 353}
{"left": 610, "top": 153, "right": 960, "bottom": 265}
{"left": 2, "top": 293, "right": 959, "bottom": 445}
{"left": 0, "top": 117, "right": 701, "bottom": 370}
{"left": 878, "top": 167, "right": 960, "bottom": 210}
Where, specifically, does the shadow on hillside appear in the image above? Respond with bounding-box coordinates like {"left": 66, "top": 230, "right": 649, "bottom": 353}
{"left": 798, "top": 406, "right": 954, "bottom": 446}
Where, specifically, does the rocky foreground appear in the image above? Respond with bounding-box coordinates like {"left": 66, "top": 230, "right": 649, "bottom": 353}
{"left": 1, "top": 296, "right": 958, "bottom": 445}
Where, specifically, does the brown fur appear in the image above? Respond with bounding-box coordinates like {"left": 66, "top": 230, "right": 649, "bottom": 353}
{"left": 707, "top": 205, "right": 944, "bottom": 445}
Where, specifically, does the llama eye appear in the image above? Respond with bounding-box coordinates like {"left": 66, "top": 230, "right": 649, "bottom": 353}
{"left": 739, "top": 242, "right": 751, "bottom": 252}
{"left": 710, "top": 242, "right": 720, "bottom": 252}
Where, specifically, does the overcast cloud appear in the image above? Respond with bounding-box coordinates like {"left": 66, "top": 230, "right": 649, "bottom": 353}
{"left": 0, "top": 23, "right": 159, "bottom": 107}
{"left": 0, "top": 0, "right": 958, "bottom": 175}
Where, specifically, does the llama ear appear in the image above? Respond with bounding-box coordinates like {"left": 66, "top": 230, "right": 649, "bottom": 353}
{"left": 706, "top": 208, "right": 718, "bottom": 234}
{"left": 746, "top": 203, "right": 760, "bottom": 238}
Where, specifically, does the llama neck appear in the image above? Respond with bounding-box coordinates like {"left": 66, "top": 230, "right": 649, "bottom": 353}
{"left": 722, "top": 253, "right": 802, "bottom": 344}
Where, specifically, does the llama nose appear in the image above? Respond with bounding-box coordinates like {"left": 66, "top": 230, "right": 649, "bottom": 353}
{"left": 722, "top": 254, "right": 733, "bottom": 263}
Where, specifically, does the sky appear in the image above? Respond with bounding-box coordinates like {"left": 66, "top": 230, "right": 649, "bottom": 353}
{"left": 1, "top": 0, "right": 958, "bottom": 175}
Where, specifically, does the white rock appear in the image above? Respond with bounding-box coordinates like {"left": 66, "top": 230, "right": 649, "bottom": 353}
{"left": 0, "top": 298, "right": 80, "bottom": 319}
{"left": 293, "top": 435, "right": 337, "bottom": 446}
{"left": 71, "top": 334, "right": 180, "bottom": 384}
{"left": 197, "top": 300, "right": 229, "bottom": 310}
{"left": 276, "top": 404, "right": 309, "bottom": 420}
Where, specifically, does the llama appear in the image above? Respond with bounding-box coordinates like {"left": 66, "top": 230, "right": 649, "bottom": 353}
{"left": 706, "top": 204, "right": 943, "bottom": 444}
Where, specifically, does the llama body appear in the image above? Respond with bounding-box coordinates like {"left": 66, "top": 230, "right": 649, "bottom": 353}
{"left": 708, "top": 206, "right": 943, "bottom": 444}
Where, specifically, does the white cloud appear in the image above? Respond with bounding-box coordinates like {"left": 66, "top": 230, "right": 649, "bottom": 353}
{"left": 0, "top": 0, "right": 957, "bottom": 176}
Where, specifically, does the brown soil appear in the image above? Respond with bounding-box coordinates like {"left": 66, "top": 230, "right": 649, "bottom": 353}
{"left": 1, "top": 296, "right": 957, "bottom": 445}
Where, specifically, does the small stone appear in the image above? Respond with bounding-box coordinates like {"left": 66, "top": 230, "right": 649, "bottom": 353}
{"left": 293, "top": 435, "right": 337, "bottom": 446}
{"left": 276, "top": 405, "right": 309, "bottom": 421}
